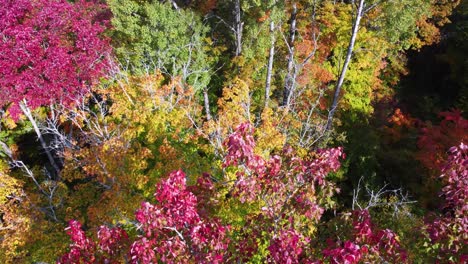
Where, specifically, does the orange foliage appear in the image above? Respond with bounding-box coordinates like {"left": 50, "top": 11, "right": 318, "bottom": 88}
{"left": 430, "top": 0, "right": 461, "bottom": 26}
{"left": 154, "top": 138, "right": 186, "bottom": 175}
{"left": 384, "top": 108, "right": 416, "bottom": 140}
{"left": 193, "top": 0, "right": 217, "bottom": 15}
{"left": 388, "top": 108, "right": 415, "bottom": 127}
{"left": 298, "top": 63, "right": 334, "bottom": 87}
{"left": 382, "top": 108, "right": 417, "bottom": 144}
{"left": 257, "top": 10, "right": 271, "bottom": 23}
{"left": 417, "top": 110, "right": 468, "bottom": 175}
{"left": 413, "top": 0, "right": 461, "bottom": 47}
{"left": 294, "top": 6, "right": 335, "bottom": 90}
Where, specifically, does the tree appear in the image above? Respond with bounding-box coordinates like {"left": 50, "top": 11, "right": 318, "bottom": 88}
{"left": 108, "top": 0, "right": 214, "bottom": 88}
{"left": 283, "top": 3, "right": 298, "bottom": 107}
{"left": 207, "top": 123, "right": 344, "bottom": 262}
{"left": 325, "top": 0, "right": 366, "bottom": 131}
{"left": 324, "top": 0, "right": 433, "bottom": 131}
{"left": 52, "top": 71, "right": 209, "bottom": 227}
{"left": 108, "top": 0, "right": 218, "bottom": 120}
{"left": 322, "top": 209, "right": 407, "bottom": 263}
{"left": 234, "top": 0, "right": 243, "bottom": 57}
{"left": 264, "top": 20, "right": 276, "bottom": 108}
{"left": 423, "top": 143, "right": 467, "bottom": 263}
{"left": 0, "top": 162, "right": 31, "bottom": 262}
{"left": 417, "top": 110, "right": 468, "bottom": 176}
{"left": 59, "top": 123, "right": 414, "bottom": 262}
{"left": 1, "top": 0, "right": 463, "bottom": 261}
{"left": 59, "top": 170, "right": 229, "bottom": 264}
{"left": 0, "top": 0, "right": 111, "bottom": 174}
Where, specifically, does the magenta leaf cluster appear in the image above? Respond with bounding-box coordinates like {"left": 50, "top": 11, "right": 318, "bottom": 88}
{"left": 59, "top": 220, "right": 128, "bottom": 264}
{"left": 0, "top": 0, "right": 110, "bottom": 119}
{"left": 223, "top": 123, "right": 344, "bottom": 210}
{"left": 60, "top": 170, "right": 229, "bottom": 263}
{"left": 425, "top": 143, "right": 468, "bottom": 262}
{"left": 130, "top": 170, "right": 229, "bottom": 264}
{"left": 223, "top": 123, "right": 346, "bottom": 262}
{"left": 59, "top": 220, "right": 97, "bottom": 263}
{"left": 323, "top": 210, "right": 407, "bottom": 263}
{"left": 268, "top": 228, "right": 311, "bottom": 264}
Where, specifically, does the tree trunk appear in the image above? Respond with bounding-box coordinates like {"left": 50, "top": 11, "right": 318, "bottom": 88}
{"left": 325, "top": 0, "right": 365, "bottom": 131}
{"left": 265, "top": 20, "right": 276, "bottom": 108}
{"left": 283, "top": 3, "right": 298, "bottom": 107}
{"left": 234, "top": 0, "right": 243, "bottom": 57}
{"left": 20, "top": 100, "right": 61, "bottom": 176}
{"left": 170, "top": 0, "right": 179, "bottom": 10}
{"left": 203, "top": 87, "right": 212, "bottom": 121}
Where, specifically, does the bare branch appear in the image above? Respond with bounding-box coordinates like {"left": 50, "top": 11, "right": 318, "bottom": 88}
{"left": 352, "top": 176, "right": 417, "bottom": 216}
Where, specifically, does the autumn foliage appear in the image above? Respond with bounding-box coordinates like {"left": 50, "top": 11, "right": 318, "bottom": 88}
{"left": 58, "top": 124, "right": 417, "bottom": 263}
{"left": 59, "top": 170, "right": 229, "bottom": 264}
{"left": 0, "top": 0, "right": 466, "bottom": 262}
{"left": 417, "top": 110, "right": 468, "bottom": 174}
{"left": 0, "top": 0, "right": 110, "bottom": 119}
{"left": 423, "top": 143, "right": 468, "bottom": 262}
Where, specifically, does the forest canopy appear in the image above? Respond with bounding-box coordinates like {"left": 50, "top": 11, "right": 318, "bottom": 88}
{"left": 0, "top": 0, "right": 466, "bottom": 263}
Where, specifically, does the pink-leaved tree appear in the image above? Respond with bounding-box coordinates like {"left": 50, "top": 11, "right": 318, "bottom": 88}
{"left": 424, "top": 143, "right": 467, "bottom": 263}
{"left": 0, "top": 0, "right": 111, "bottom": 174}
{"left": 59, "top": 170, "right": 229, "bottom": 264}
{"left": 323, "top": 210, "right": 407, "bottom": 263}
{"left": 59, "top": 123, "right": 411, "bottom": 263}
